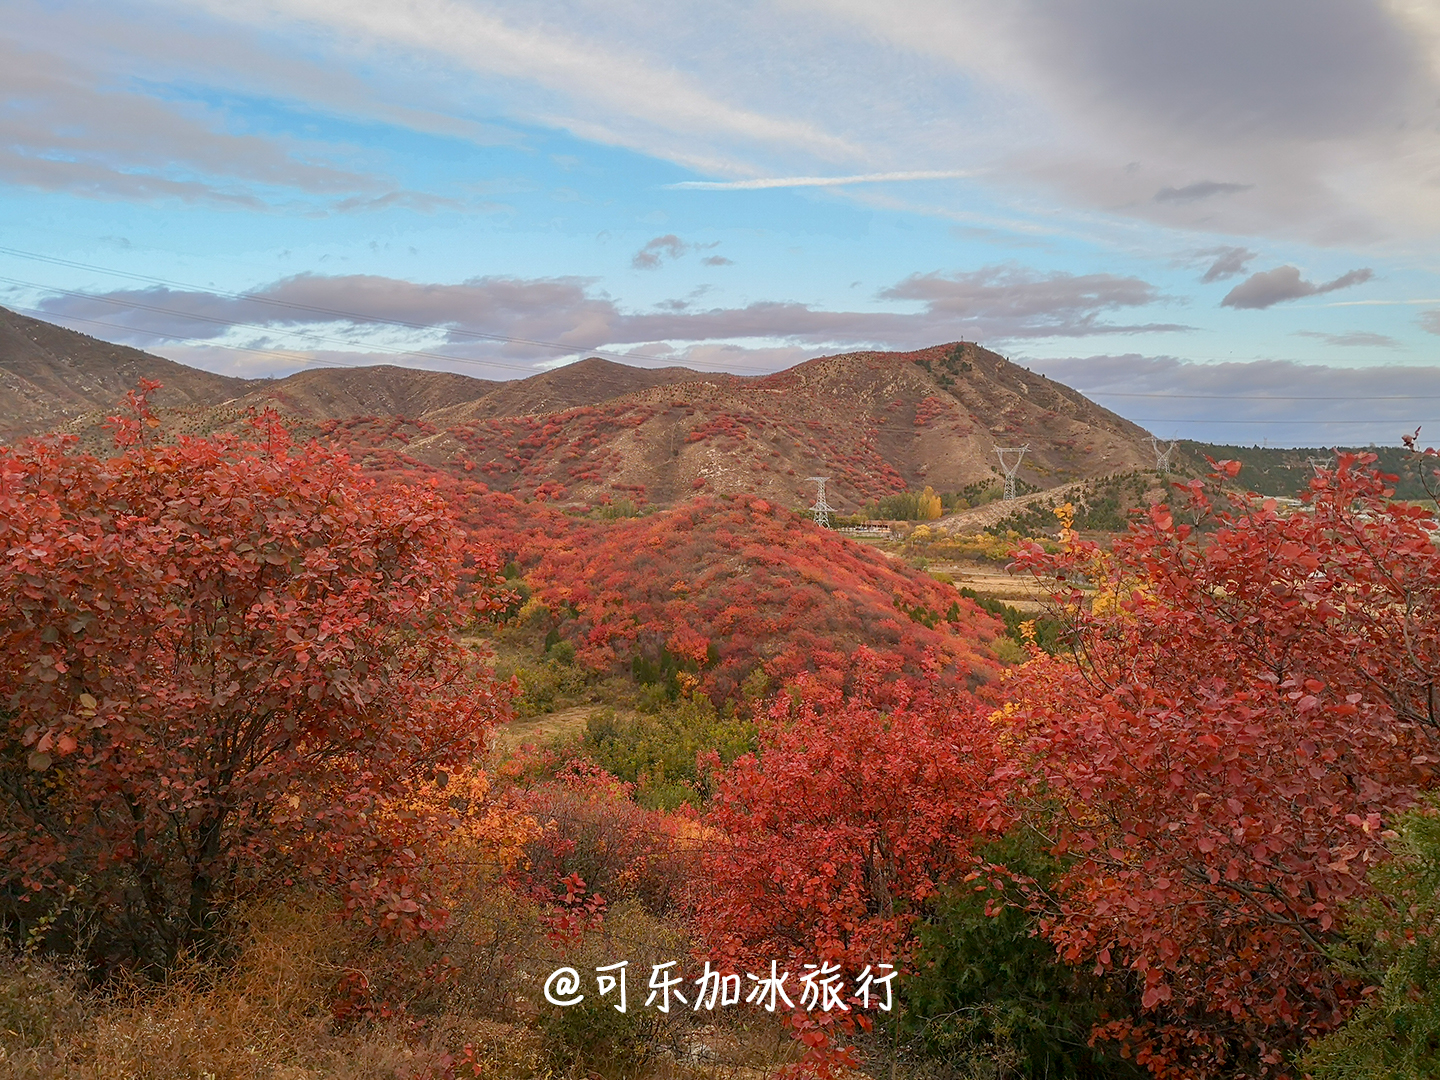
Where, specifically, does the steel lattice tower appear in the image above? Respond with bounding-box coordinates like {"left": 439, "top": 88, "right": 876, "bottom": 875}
{"left": 994, "top": 446, "right": 1029, "bottom": 500}
{"left": 1150, "top": 436, "right": 1179, "bottom": 474}
{"left": 806, "top": 476, "right": 834, "bottom": 528}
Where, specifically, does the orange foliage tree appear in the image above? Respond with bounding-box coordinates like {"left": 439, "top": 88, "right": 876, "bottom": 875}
{"left": 1000, "top": 456, "right": 1440, "bottom": 1077}
{"left": 0, "top": 390, "right": 510, "bottom": 971}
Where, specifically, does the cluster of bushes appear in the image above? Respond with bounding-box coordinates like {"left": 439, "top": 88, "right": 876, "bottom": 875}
{"left": 848, "top": 479, "right": 1018, "bottom": 523}
{"left": 693, "top": 454, "right": 1440, "bottom": 1078}
{"left": 903, "top": 525, "right": 1059, "bottom": 564}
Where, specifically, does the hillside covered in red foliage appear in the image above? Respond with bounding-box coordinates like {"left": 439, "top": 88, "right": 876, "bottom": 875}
{"left": 523, "top": 496, "right": 1009, "bottom": 705}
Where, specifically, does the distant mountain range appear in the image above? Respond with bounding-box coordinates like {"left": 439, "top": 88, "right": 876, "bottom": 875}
{"left": 0, "top": 305, "right": 1163, "bottom": 510}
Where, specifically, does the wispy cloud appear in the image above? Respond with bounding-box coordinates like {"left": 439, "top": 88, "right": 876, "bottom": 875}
{"left": 1154, "top": 181, "right": 1252, "bottom": 203}
{"left": 1294, "top": 329, "right": 1399, "bottom": 348}
{"left": 631, "top": 235, "right": 726, "bottom": 269}
{"left": 632, "top": 234, "right": 691, "bottom": 269}
{"left": 0, "top": 36, "right": 452, "bottom": 210}
{"left": 192, "top": 0, "right": 859, "bottom": 166}
{"left": 1197, "top": 246, "right": 1256, "bottom": 284}
{"left": 1221, "top": 266, "right": 1373, "bottom": 310}
{"left": 668, "top": 170, "right": 978, "bottom": 190}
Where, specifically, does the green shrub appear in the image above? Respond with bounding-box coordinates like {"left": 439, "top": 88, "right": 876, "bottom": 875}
{"left": 581, "top": 698, "right": 757, "bottom": 809}
{"left": 904, "top": 828, "right": 1143, "bottom": 1079}
{"left": 533, "top": 902, "right": 687, "bottom": 1075}
{"left": 1301, "top": 802, "right": 1440, "bottom": 1079}
{"left": 957, "top": 588, "right": 1064, "bottom": 655}
{"left": 594, "top": 497, "right": 641, "bottom": 521}
{"left": 510, "top": 660, "right": 590, "bottom": 717}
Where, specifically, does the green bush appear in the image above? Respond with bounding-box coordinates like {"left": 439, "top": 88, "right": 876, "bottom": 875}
{"left": 594, "top": 497, "right": 641, "bottom": 521}
{"left": 1301, "top": 802, "right": 1440, "bottom": 1079}
{"left": 539, "top": 995, "right": 658, "bottom": 1073}
{"left": 533, "top": 903, "right": 687, "bottom": 1074}
{"left": 581, "top": 698, "right": 756, "bottom": 809}
{"left": 509, "top": 659, "right": 590, "bottom": 717}
{"left": 904, "top": 828, "right": 1143, "bottom": 1079}
{"left": 958, "top": 588, "right": 1064, "bottom": 655}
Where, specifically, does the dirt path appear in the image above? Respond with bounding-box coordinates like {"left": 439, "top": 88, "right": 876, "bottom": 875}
{"left": 934, "top": 477, "right": 1096, "bottom": 532}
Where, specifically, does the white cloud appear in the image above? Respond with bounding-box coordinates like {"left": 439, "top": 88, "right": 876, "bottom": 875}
{"left": 186, "top": 0, "right": 860, "bottom": 166}
{"left": 794, "top": 0, "right": 1440, "bottom": 243}
{"left": 0, "top": 33, "right": 468, "bottom": 209}
{"left": 11, "top": 0, "right": 1440, "bottom": 251}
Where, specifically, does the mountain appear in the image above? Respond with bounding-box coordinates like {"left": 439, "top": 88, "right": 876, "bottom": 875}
{"left": 396, "top": 343, "right": 1156, "bottom": 508}
{"left": 0, "top": 307, "right": 253, "bottom": 443}
{"left": 424, "top": 357, "right": 701, "bottom": 425}
{"left": 233, "top": 364, "right": 497, "bottom": 421}
{"left": 0, "top": 306, "right": 1159, "bottom": 510}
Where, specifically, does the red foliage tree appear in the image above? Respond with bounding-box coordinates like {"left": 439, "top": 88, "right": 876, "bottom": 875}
{"left": 0, "top": 393, "right": 509, "bottom": 970}
{"left": 1000, "top": 457, "right": 1440, "bottom": 1077}
{"left": 696, "top": 651, "right": 1005, "bottom": 973}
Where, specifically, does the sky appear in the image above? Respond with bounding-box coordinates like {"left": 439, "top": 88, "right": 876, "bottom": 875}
{"left": 3, "top": 0, "right": 1440, "bottom": 447}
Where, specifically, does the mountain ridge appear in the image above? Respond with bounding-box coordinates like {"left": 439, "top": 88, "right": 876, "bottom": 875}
{"left": 0, "top": 306, "right": 1158, "bottom": 510}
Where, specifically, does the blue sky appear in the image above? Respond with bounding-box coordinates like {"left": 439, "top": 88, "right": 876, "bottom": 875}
{"left": 3, "top": 0, "right": 1440, "bottom": 445}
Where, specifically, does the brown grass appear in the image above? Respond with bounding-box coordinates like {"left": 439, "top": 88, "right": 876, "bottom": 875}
{"left": 0, "top": 886, "right": 814, "bottom": 1080}
{"left": 0, "top": 898, "right": 547, "bottom": 1080}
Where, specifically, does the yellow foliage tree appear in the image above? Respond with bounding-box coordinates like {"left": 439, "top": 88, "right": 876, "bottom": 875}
{"left": 918, "top": 485, "right": 942, "bottom": 520}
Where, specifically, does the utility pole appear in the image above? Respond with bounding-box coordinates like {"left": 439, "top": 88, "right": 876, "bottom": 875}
{"left": 1150, "top": 436, "right": 1179, "bottom": 474}
{"left": 806, "top": 476, "right": 834, "bottom": 528}
{"left": 994, "top": 446, "right": 1029, "bottom": 500}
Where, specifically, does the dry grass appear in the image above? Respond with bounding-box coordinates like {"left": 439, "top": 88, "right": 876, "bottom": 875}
{"left": 0, "top": 898, "right": 547, "bottom": 1080}
{"left": 0, "top": 887, "right": 814, "bottom": 1080}
{"left": 491, "top": 705, "right": 605, "bottom": 753}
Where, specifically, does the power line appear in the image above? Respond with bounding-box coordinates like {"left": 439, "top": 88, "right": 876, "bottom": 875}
{"left": 994, "top": 445, "right": 1029, "bottom": 500}
{"left": 1130, "top": 418, "right": 1438, "bottom": 425}
{"left": 0, "top": 274, "right": 618, "bottom": 378}
{"left": 0, "top": 245, "right": 695, "bottom": 369}
{"left": 1087, "top": 391, "right": 1440, "bottom": 401}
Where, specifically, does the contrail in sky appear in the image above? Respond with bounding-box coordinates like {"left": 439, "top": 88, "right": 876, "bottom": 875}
{"left": 669, "top": 170, "right": 977, "bottom": 190}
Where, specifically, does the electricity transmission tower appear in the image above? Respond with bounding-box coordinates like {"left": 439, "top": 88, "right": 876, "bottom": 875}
{"left": 994, "top": 446, "right": 1029, "bottom": 501}
{"left": 1150, "top": 436, "right": 1179, "bottom": 474}
{"left": 1307, "top": 453, "right": 1335, "bottom": 475}
{"left": 806, "top": 476, "right": 835, "bottom": 528}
